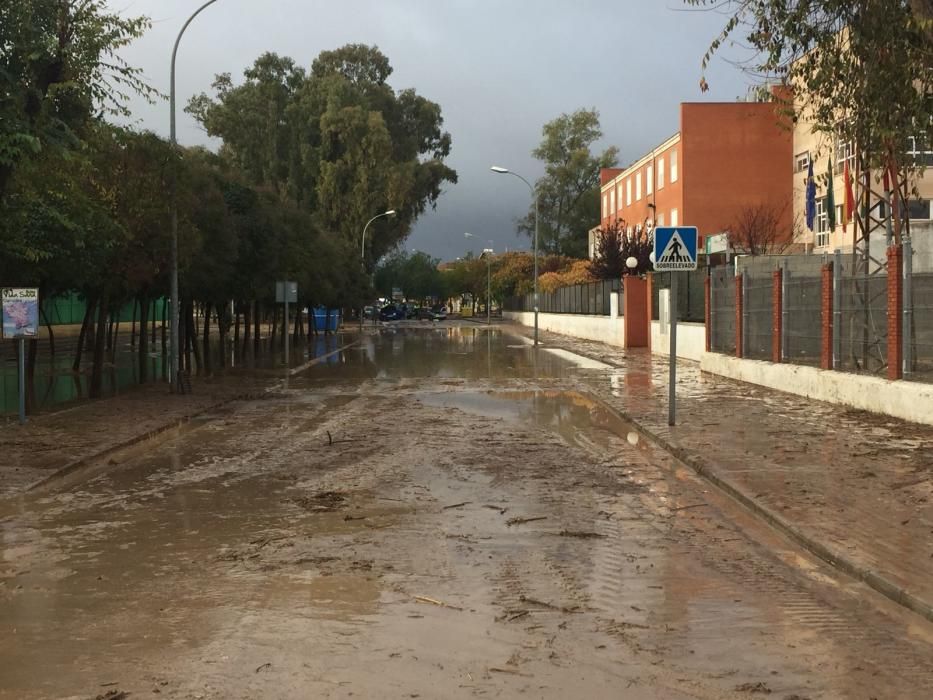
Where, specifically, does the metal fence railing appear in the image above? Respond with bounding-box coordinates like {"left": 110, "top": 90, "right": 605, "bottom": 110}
{"left": 743, "top": 275, "right": 772, "bottom": 360}
{"left": 838, "top": 273, "right": 888, "bottom": 374}
{"left": 908, "top": 271, "right": 933, "bottom": 380}
{"left": 710, "top": 266, "right": 735, "bottom": 354}
{"left": 784, "top": 274, "right": 823, "bottom": 366}
{"left": 651, "top": 269, "right": 706, "bottom": 322}
{"left": 503, "top": 279, "right": 621, "bottom": 316}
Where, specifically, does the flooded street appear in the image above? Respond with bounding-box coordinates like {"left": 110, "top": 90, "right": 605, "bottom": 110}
{"left": 2, "top": 323, "right": 932, "bottom": 699}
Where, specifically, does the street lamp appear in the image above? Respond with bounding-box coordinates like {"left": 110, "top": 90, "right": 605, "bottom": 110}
{"left": 490, "top": 166, "right": 539, "bottom": 345}
{"left": 360, "top": 209, "right": 397, "bottom": 328}
{"left": 169, "top": 0, "right": 222, "bottom": 394}
{"left": 482, "top": 248, "right": 494, "bottom": 325}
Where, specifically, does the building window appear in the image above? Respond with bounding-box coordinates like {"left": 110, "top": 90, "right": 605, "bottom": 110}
{"left": 636, "top": 172, "right": 642, "bottom": 201}
{"left": 610, "top": 188, "right": 616, "bottom": 215}
{"left": 657, "top": 212, "right": 664, "bottom": 227}
{"left": 836, "top": 138, "right": 856, "bottom": 169}
{"left": 907, "top": 134, "right": 933, "bottom": 166}
{"left": 647, "top": 164, "right": 653, "bottom": 195}
{"left": 617, "top": 185, "right": 623, "bottom": 211}
{"left": 907, "top": 198, "right": 931, "bottom": 220}
{"left": 602, "top": 193, "right": 607, "bottom": 218}
{"left": 658, "top": 157, "right": 665, "bottom": 189}
{"left": 815, "top": 197, "right": 829, "bottom": 247}
{"left": 626, "top": 178, "right": 632, "bottom": 206}
{"left": 794, "top": 151, "right": 810, "bottom": 173}
{"left": 670, "top": 149, "right": 678, "bottom": 183}
{"left": 670, "top": 208, "right": 678, "bottom": 227}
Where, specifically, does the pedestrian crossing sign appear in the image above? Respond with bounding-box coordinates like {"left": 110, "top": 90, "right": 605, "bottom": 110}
{"left": 653, "top": 227, "right": 698, "bottom": 271}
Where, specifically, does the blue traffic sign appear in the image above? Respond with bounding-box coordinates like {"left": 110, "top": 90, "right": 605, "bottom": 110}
{"left": 653, "top": 227, "right": 698, "bottom": 271}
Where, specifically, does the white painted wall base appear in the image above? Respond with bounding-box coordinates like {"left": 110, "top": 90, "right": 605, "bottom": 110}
{"left": 503, "top": 311, "right": 625, "bottom": 347}
{"left": 701, "top": 352, "right": 933, "bottom": 426}
{"left": 651, "top": 320, "right": 706, "bottom": 362}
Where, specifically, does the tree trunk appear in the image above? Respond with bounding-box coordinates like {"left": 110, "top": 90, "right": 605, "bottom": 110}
{"left": 161, "top": 300, "right": 168, "bottom": 380}
{"left": 138, "top": 294, "right": 150, "bottom": 384}
{"left": 254, "top": 302, "right": 261, "bottom": 351}
{"left": 270, "top": 305, "right": 278, "bottom": 344}
{"left": 234, "top": 302, "right": 241, "bottom": 345}
{"left": 40, "top": 304, "right": 55, "bottom": 356}
{"left": 25, "top": 338, "right": 38, "bottom": 413}
{"left": 73, "top": 297, "right": 95, "bottom": 372}
{"left": 130, "top": 299, "right": 137, "bottom": 347}
{"left": 90, "top": 294, "right": 109, "bottom": 398}
{"left": 202, "top": 301, "right": 212, "bottom": 376}
{"left": 111, "top": 319, "right": 120, "bottom": 363}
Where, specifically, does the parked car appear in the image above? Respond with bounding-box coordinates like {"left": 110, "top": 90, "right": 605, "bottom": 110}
{"left": 429, "top": 304, "right": 448, "bottom": 320}
{"left": 416, "top": 307, "right": 434, "bottom": 320}
{"left": 379, "top": 304, "right": 404, "bottom": 321}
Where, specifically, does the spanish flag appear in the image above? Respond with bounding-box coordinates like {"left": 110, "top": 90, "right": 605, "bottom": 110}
{"left": 843, "top": 161, "right": 855, "bottom": 233}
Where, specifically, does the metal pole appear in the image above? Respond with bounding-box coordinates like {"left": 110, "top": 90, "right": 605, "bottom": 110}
{"left": 487, "top": 256, "right": 491, "bottom": 325}
{"left": 669, "top": 272, "right": 678, "bottom": 426}
{"left": 781, "top": 259, "right": 789, "bottom": 361}
{"left": 833, "top": 249, "right": 842, "bottom": 368}
{"left": 18, "top": 337, "right": 26, "bottom": 425}
{"left": 903, "top": 238, "right": 913, "bottom": 376}
{"left": 170, "top": 0, "right": 220, "bottom": 395}
{"left": 533, "top": 193, "right": 539, "bottom": 346}
{"left": 284, "top": 292, "right": 289, "bottom": 368}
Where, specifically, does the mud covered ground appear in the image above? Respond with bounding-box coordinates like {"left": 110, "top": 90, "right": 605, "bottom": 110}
{"left": 1, "top": 325, "right": 932, "bottom": 699}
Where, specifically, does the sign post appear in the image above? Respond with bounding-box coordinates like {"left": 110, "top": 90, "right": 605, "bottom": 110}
{"left": 275, "top": 281, "right": 298, "bottom": 367}
{"left": 2, "top": 288, "right": 40, "bottom": 425}
{"left": 653, "top": 227, "right": 698, "bottom": 426}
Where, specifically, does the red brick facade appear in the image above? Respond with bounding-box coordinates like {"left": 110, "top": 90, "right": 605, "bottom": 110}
{"left": 887, "top": 246, "right": 903, "bottom": 380}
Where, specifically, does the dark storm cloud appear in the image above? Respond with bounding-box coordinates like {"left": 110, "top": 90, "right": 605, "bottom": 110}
{"left": 115, "top": 0, "right": 749, "bottom": 261}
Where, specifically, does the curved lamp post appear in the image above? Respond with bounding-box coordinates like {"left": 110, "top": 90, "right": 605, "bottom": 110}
{"left": 465, "top": 233, "right": 495, "bottom": 325}
{"left": 169, "top": 0, "right": 221, "bottom": 393}
{"left": 490, "top": 166, "right": 539, "bottom": 345}
{"left": 360, "top": 209, "right": 396, "bottom": 327}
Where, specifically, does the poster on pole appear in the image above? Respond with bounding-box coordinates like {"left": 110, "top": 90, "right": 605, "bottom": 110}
{"left": 1, "top": 288, "right": 39, "bottom": 338}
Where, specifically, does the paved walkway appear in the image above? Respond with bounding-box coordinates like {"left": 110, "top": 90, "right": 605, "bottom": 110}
{"left": 516, "top": 325, "right": 933, "bottom": 619}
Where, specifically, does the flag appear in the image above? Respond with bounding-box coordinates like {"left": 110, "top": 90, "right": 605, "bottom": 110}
{"left": 843, "top": 161, "right": 855, "bottom": 233}
{"left": 805, "top": 159, "right": 816, "bottom": 231}
{"left": 826, "top": 157, "right": 836, "bottom": 230}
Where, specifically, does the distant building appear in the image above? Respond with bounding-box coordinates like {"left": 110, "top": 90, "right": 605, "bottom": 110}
{"left": 593, "top": 98, "right": 793, "bottom": 258}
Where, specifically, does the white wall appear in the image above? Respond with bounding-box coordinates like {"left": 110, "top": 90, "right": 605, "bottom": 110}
{"left": 701, "top": 353, "right": 933, "bottom": 426}
{"left": 651, "top": 321, "right": 706, "bottom": 362}
{"left": 503, "top": 312, "right": 625, "bottom": 347}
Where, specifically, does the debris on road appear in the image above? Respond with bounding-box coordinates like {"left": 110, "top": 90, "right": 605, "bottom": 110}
{"left": 505, "top": 515, "right": 547, "bottom": 526}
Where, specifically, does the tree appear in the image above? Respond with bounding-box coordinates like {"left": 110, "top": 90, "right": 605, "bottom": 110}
{"left": 519, "top": 109, "right": 618, "bottom": 257}
{"left": 188, "top": 45, "right": 457, "bottom": 259}
{"left": 688, "top": 0, "right": 932, "bottom": 241}
{"left": 0, "top": 0, "right": 154, "bottom": 203}
{"left": 727, "top": 202, "right": 797, "bottom": 255}
{"left": 588, "top": 223, "right": 626, "bottom": 279}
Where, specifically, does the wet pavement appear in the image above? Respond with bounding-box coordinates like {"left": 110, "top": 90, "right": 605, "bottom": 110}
{"left": 1, "top": 323, "right": 932, "bottom": 699}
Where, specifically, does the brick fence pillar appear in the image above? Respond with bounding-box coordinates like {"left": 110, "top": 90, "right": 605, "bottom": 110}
{"left": 645, "top": 273, "right": 654, "bottom": 352}
{"left": 821, "top": 263, "right": 833, "bottom": 370}
{"left": 623, "top": 275, "right": 649, "bottom": 348}
{"left": 772, "top": 268, "right": 782, "bottom": 363}
{"left": 735, "top": 273, "right": 744, "bottom": 359}
{"left": 704, "top": 274, "right": 711, "bottom": 352}
{"left": 887, "top": 245, "right": 903, "bottom": 380}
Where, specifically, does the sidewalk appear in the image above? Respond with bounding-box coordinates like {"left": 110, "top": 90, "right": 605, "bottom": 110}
{"left": 0, "top": 376, "right": 268, "bottom": 498}
{"left": 516, "top": 324, "right": 933, "bottom": 620}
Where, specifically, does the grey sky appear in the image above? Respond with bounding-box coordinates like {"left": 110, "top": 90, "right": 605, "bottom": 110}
{"left": 115, "top": 0, "right": 749, "bottom": 261}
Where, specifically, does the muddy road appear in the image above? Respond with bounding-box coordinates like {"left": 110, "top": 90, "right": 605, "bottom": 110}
{"left": 2, "top": 324, "right": 932, "bottom": 699}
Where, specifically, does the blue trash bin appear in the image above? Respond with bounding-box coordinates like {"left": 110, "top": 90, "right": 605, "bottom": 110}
{"left": 312, "top": 306, "right": 327, "bottom": 332}
{"left": 326, "top": 309, "right": 341, "bottom": 332}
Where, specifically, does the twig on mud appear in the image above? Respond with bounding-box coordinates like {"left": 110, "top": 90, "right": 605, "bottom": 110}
{"left": 483, "top": 504, "right": 508, "bottom": 515}
{"left": 343, "top": 515, "right": 367, "bottom": 521}
{"left": 489, "top": 667, "right": 532, "bottom": 677}
{"left": 255, "top": 662, "right": 272, "bottom": 673}
{"left": 413, "top": 595, "right": 464, "bottom": 611}
{"left": 250, "top": 534, "right": 290, "bottom": 549}
{"left": 669, "top": 503, "right": 709, "bottom": 512}
{"left": 518, "top": 595, "right": 580, "bottom": 614}
{"left": 324, "top": 430, "right": 354, "bottom": 446}
{"left": 443, "top": 501, "right": 472, "bottom": 510}
{"left": 507, "top": 610, "right": 530, "bottom": 622}
{"left": 556, "top": 530, "right": 606, "bottom": 539}
{"left": 506, "top": 516, "right": 547, "bottom": 527}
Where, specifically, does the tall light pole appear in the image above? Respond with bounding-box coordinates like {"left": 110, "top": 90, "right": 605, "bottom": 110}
{"left": 465, "top": 233, "right": 494, "bottom": 324}
{"left": 491, "top": 166, "right": 539, "bottom": 345}
{"left": 170, "top": 0, "right": 221, "bottom": 393}
{"left": 360, "top": 209, "right": 397, "bottom": 327}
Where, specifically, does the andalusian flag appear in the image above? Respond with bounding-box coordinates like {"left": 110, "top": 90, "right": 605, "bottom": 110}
{"left": 826, "top": 157, "right": 836, "bottom": 230}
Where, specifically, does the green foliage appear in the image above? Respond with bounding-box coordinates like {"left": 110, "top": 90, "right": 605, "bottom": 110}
{"left": 0, "top": 0, "right": 155, "bottom": 202}
{"left": 687, "top": 0, "right": 933, "bottom": 174}
{"left": 188, "top": 44, "right": 457, "bottom": 260}
{"left": 519, "top": 109, "right": 618, "bottom": 257}
{"left": 375, "top": 250, "right": 444, "bottom": 301}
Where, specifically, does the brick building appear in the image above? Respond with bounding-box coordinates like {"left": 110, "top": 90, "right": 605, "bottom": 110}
{"left": 592, "top": 100, "right": 793, "bottom": 257}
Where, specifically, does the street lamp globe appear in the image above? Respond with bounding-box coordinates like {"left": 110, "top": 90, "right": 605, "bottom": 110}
{"left": 626, "top": 256, "right": 638, "bottom": 270}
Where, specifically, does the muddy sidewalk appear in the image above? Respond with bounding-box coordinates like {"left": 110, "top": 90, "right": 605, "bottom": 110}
{"left": 512, "top": 324, "right": 933, "bottom": 618}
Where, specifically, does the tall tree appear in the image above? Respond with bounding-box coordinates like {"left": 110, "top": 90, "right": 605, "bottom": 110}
{"left": 519, "top": 109, "right": 618, "bottom": 258}
{"left": 0, "top": 0, "right": 154, "bottom": 203}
